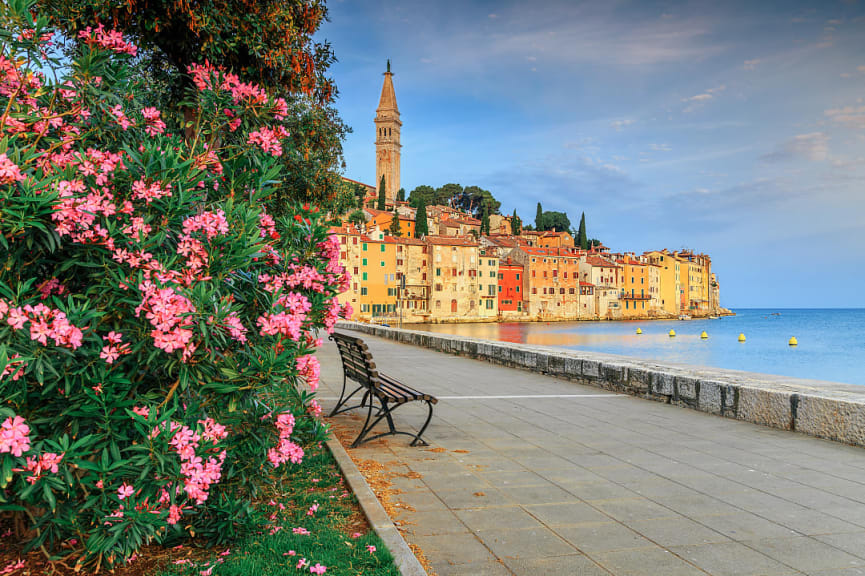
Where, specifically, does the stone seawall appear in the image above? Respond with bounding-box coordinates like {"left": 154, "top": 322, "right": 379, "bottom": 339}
{"left": 337, "top": 321, "right": 865, "bottom": 448}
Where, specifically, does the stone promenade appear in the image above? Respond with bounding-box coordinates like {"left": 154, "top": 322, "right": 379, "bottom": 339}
{"left": 318, "top": 330, "right": 865, "bottom": 576}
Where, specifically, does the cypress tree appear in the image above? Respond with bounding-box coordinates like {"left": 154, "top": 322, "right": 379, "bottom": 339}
{"left": 535, "top": 202, "right": 544, "bottom": 231}
{"left": 511, "top": 209, "right": 521, "bottom": 235}
{"left": 388, "top": 210, "right": 402, "bottom": 237}
{"left": 397, "top": 187, "right": 405, "bottom": 202}
{"left": 415, "top": 201, "right": 428, "bottom": 238}
{"left": 578, "top": 212, "right": 588, "bottom": 249}
{"left": 481, "top": 206, "right": 490, "bottom": 236}
{"left": 377, "top": 175, "right": 386, "bottom": 210}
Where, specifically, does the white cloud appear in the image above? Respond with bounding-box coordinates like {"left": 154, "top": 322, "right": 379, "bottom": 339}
{"left": 610, "top": 118, "right": 636, "bottom": 131}
{"left": 649, "top": 143, "right": 672, "bottom": 152}
{"left": 683, "top": 93, "right": 713, "bottom": 102}
{"left": 743, "top": 59, "right": 760, "bottom": 71}
{"left": 825, "top": 105, "right": 865, "bottom": 129}
{"left": 761, "top": 132, "right": 830, "bottom": 162}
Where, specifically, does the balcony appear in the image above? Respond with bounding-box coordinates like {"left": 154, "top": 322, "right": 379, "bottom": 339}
{"left": 621, "top": 293, "right": 651, "bottom": 300}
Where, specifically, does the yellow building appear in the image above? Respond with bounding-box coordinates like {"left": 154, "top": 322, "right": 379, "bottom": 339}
{"left": 394, "top": 236, "right": 430, "bottom": 322}
{"left": 620, "top": 258, "right": 650, "bottom": 318}
{"left": 427, "top": 236, "right": 481, "bottom": 320}
{"left": 355, "top": 229, "right": 398, "bottom": 319}
{"left": 477, "top": 249, "right": 499, "bottom": 318}
{"left": 645, "top": 250, "right": 683, "bottom": 317}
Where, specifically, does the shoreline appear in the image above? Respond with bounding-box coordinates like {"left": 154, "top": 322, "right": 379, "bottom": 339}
{"left": 360, "top": 308, "right": 736, "bottom": 326}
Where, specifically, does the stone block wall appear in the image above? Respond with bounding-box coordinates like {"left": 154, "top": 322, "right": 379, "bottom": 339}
{"left": 337, "top": 321, "right": 865, "bottom": 448}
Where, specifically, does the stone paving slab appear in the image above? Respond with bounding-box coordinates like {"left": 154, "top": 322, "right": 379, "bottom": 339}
{"left": 318, "top": 330, "right": 865, "bottom": 576}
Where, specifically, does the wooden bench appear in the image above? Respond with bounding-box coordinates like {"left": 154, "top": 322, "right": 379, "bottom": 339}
{"left": 329, "top": 331, "right": 437, "bottom": 447}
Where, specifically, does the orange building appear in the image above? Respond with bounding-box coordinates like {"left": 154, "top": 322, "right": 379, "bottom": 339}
{"left": 497, "top": 258, "right": 524, "bottom": 314}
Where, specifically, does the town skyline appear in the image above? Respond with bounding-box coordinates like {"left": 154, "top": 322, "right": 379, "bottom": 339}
{"left": 318, "top": 0, "right": 865, "bottom": 309}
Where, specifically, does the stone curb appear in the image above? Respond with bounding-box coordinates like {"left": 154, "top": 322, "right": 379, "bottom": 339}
{"left": 338, "top": 321, "right": 865, "bottom": 448}
{"left": 325, "top": 434, "right": 428, "bottom": 576}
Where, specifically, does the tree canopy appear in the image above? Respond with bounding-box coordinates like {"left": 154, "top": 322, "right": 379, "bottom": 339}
{"left": 388, "top": 211, "right": 402, "bottom": 237}
{"left": 377, "top": 175, "right": 386, "bottom": 210}
{"left": 535, "top": 209, "right": 571, "bottom": 232}
{"left": 415, "top": 201, "right": 428, "bottom": 238}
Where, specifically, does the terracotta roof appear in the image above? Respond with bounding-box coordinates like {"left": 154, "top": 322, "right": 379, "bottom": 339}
{"left": 586, "top": 256, "right": 619, "bottom": 268}
{"left": 329, "top": 224, "right": 362, "bottom": 235}
{"left": 580, "top": 281, "right": 595, "bottom": 287}
{"left": 386, "top": 236, "right": 425, "bottom": 246}
{"left": 425, "top": 235, "right": 479, "bottom": 247}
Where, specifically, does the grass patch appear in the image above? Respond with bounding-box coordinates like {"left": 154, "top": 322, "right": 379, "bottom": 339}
{"left": 156, "top": 442, "right": 401, "bottom": 576}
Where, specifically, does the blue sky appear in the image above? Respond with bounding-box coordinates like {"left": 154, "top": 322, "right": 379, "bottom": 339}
{"left": 317, "top": 0, "right": 865, "bottom": 308}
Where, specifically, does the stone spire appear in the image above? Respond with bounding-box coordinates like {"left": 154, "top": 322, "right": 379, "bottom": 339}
{"left": 375, "top": 60, "right": 401, "bottom": 206}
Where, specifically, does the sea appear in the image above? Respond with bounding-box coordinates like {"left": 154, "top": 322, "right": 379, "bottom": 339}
{"left": 410, "top": 309, "right": 865, "bottom": 386}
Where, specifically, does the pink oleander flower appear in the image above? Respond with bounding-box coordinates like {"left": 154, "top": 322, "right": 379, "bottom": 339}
{"left": 247, "top": 126, "right": 288, "bottom": 157}
{"left": 132, "top": 406, "right": 150, "bottom": 418}
{"left": 292, "top": 527, "right": 310, "bottom": 535}
{"left": 309, "top": 564, "right": 326, "bottom": 575}
{"left": 117, "top": 482, "right": 134, "bottom": 500}
{"left": 141, "top": 107, "right": 166, "bottom": 136}
{"left": 167, "top": 504, "right": 182, "bottom": 525}
{"left": 296, "top": 558, "right": 309, "bottom": 570}
{"left": 0, "top": 153, "right": 26, "bottom": 185}
{"left": 306, "top": 503, "right": 318, "bottom": 516}
{"left": 366, "top": 545, "right": 376, "bottom": 554}
{"left": 296, "top": 355, "right": 320, "bottom": 391}
{"left": 0, "top": 416, "right": 30, "bottom": 457}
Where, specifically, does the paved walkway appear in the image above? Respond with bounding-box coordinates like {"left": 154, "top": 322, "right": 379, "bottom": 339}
{"left": 318, "top": 330, "right": 865, "bottom": 576}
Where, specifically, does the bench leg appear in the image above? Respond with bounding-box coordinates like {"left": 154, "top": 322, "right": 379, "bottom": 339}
{"left": 410, "top": 401, "right": 434, "bottom": 447}
{"left": 352, "top": 397, "right": 382, "bottom": 448}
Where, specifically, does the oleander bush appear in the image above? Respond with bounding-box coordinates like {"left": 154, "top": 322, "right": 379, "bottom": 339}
{"left": 0, "top": 0, "right": 350, "bottom": 569}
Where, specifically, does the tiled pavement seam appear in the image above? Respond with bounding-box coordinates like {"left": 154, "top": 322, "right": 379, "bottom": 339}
{"left": 318, "top": 331, "right": 865, "bottom": 576}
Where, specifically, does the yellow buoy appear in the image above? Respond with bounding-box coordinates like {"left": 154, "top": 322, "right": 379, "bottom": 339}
{"left": 636, "top": 328, "right": 642, "bottom": 334}
{"left": 700, "top": 331, "right": 708, "bottom": 339}
{"left": 738, "top": 333, "right": 746, "bottom": 342}
{"left": 789, "top": 336, "right": 798, "bottom": 346}
{"left": 669, "top": 329, "right": 676, "bottom": 337}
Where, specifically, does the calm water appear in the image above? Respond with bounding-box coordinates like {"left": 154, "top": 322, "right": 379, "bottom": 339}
{"left": 411, "top": 309, "right": 865, "bottom": 386}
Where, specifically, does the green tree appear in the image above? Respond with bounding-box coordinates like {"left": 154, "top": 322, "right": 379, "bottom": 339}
{"left": 347, "top": 210, "right": 366, "bottom": 227}
{"left": 377, "top": 175, "right": 386, "bottom": 210}
{"left": 578, "top": 212, "right": 588, "bottom": 249}
{"left": 540, "top": 210, "right": 570, "bottom": 232}
{"left": 352, "top": 182, "right": 368, "bottom": 209}
{"left": 388, "top": 210, "right": 402, "bottom": 237}
{"left": 587, "top": 237, "right": 603, "bottom": 249}
{"left": 454, "top": 185, "right": 501, "bottom": 217}
{"left": 437, "top": 183, "right": 464, "bottom": 207}
{"left": 481, "top": 206, "right": 490, "bottom": 235}
{"left": 408, "top": 185, "right": 436, "bottom": 208}
{"left": 511, "top": 209, "right": 522, "bottom": 235}
{"left": 415, "top": 201, "right": 429, "bottom": 238}
{"left": 535, "top": 202, "right": 543, "bottom": 230}
{"left": 397, "top": 187, "right": 406, "bottom": 202}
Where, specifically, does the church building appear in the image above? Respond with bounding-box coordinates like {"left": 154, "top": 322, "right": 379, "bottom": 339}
{"left": 374, "top": 60, "right": 401, "bottom": 205}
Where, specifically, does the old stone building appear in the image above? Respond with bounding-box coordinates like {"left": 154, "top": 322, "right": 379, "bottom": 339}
{"left": 375, "top": 60, "right": 401, "bottom": 205}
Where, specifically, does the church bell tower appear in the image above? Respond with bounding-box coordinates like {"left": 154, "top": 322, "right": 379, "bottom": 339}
{"left": 375, "top": 60, "right": 401, "bottom": 205}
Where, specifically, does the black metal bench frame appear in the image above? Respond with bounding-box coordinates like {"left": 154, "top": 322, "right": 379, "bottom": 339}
{"left": 328, "top": 332, "right": 437, "bottom": 447}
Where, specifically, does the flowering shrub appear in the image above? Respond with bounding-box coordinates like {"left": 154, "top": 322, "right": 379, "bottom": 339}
{"left": 0, "top": 1, "right": 348, "bottom": 569}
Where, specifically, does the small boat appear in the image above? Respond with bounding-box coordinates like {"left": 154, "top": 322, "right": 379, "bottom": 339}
{"left": 678, "top": 315, "right": 692, "bottom": 321}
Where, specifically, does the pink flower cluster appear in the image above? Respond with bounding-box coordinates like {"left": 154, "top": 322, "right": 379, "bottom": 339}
{"left": 182, "top": 210, "right": 229, "bottom": 240}
{"left": 187, "top": 62, "right": 269, "bottom": 106}
{"left": 37, "top": 277, "right": 68, "bottom": 300}
{"left": 266, "top": 412, "right": 304, "bottom": 468}
{"left": 109, "top": 104, "right": 133, "bottom": 130}
{"left": 296, "top": 355, "right": 320, "bottom": 391}
{"left": 259, "top": 211, "right": 279, "bottom": 240}
{"left": 131, "top": 179, "right": 172, "bottom": 204}
{"left": 20, "top": 452, "right": 63, "bottom": 484}
{"left": 135, "top": 281, "right": 197, "bottom": 360}
{"left": 247, "top": 126, "right": 288, "bottom": 157}
{"left": 0, "top": 416, "right": 30, "bottom": 457}
{"left": 0, "top": 353, "right": 26, "bottom": 382}
{"left": 100, "top": 331, "right": 131, "bottom": 364}
{"left": 150, "top": 418, "right": 228, "bottom": 510}
{"left": 0, "top": 153, "right": 26, "bottom": 185}
{"left": 2, "top": 301, "right": 84, "bottom": 349}
{"left": 141, "top": 107, "right": 166, "bottom": 137}
{"left": 78, "top": 24, "right": 137, "bottom": 56}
